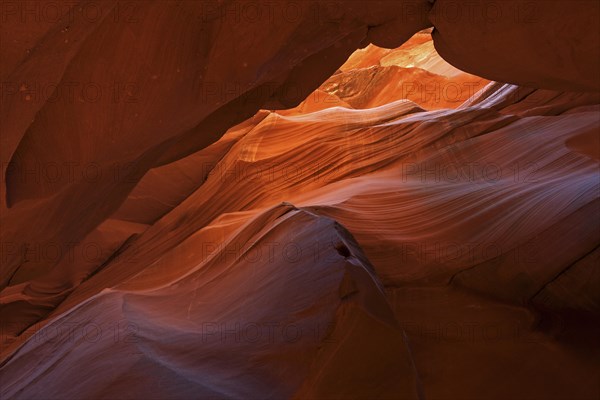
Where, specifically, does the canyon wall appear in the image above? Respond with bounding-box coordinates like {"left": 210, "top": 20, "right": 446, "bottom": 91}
{"left": 1, "top": 1, "right": 599, "bottom": 399}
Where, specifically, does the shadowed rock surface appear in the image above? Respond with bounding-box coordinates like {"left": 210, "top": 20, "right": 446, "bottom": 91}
{"left": 1, "top": 1, "right": 599, "bottom": 399}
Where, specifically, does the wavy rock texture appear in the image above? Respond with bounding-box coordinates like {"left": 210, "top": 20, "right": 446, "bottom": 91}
{"left": 1, "top": 1, "right": 599, "bottom": 399}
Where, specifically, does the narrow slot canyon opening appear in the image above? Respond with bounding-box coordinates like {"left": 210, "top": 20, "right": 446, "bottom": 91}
{"left": 1, "top": 5, "right": 599, "bottom": 400}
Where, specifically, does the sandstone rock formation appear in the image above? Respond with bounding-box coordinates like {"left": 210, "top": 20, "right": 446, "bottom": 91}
{"left": 1, "top": 1, "right": 599, "bottom": 399}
